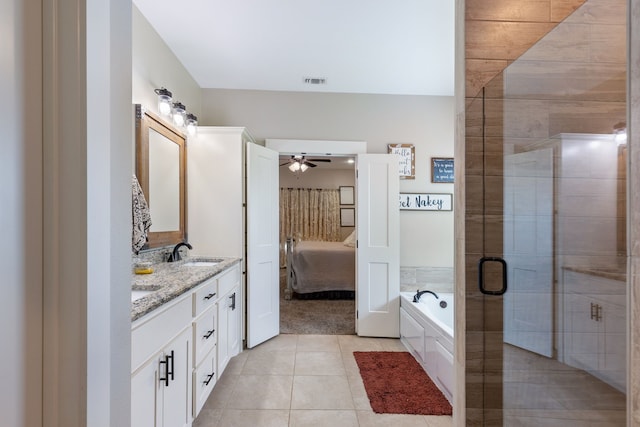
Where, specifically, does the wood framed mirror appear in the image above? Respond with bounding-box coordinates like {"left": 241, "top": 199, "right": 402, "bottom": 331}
{"left": 135, "top": 104, "right": 187, "bottom": 249}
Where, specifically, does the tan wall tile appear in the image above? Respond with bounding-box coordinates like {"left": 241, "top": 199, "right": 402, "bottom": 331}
{"left": 551, "top": 0, "right": 587, "bottom": 21}
{"left": 466, "top": 21, "right": 556, "bottom": 60}
{"left": 466, "top": 0, "right": 551, "bottom": 22}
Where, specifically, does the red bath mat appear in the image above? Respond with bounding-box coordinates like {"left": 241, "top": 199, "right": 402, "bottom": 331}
{"left": 353, "top": 351, "right": 452, "bottom": 416}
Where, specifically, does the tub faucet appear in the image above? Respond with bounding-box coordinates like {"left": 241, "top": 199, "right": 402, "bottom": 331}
{"left": 413, "top": 289, "right": 439, "bottom": 302}
{"left": 168, "top": 241, "right": 192, "bottom": 262}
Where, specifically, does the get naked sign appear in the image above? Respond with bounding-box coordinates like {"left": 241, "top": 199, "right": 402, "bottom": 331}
{"left": 399, "top": 193, "right": 452, "bottom": 211}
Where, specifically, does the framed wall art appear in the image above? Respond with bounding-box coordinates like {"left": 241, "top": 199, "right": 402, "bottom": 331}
{"left": 399, "top": 193, "right": 453, "bottom": 211}
{"left": 387, "top": 143, "right": 415, "bottom": 179}
{"left": 431, "top": 157, "right": 454, "bottom": 183}
{"left": 339, "top": 186, "right": 354, "bottom": 205}
{"left": 340, "top": 208, "right": 355, "bottom": 226}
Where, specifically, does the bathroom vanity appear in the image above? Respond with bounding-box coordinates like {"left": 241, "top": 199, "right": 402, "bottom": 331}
{"left": 562, "top": 266, "right": 626, "bottom": 392}
{"left": 130, "top": 258, "right": 241, "bottom": 426}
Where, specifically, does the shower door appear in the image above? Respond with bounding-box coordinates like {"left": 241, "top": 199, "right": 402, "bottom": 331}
{"left": 466, "top": 0, "right": 628, "bottom": 424}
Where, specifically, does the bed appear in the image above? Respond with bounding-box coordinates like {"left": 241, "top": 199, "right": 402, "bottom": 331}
{"left": 285, "top": 236, "right": 355, "bottom": 299}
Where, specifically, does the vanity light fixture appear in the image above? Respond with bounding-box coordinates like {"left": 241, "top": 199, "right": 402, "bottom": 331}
{"left": 172, "top": 101, "right": 187, "bottom": 128}
{"left": 186, "top": 113, "right": 198, "bottom": 136}
{"left": 154, "top": 87, "right": 173, "bottom": 117}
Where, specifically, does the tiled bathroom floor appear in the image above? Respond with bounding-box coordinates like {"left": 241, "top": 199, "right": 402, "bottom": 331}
{"left": 193, "top": 334, "right": 453, "bottom": 427}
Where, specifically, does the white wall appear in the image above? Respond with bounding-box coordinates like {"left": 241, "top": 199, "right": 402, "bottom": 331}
{"left": 132, "top": 5, "right": 202, "bottom": 118}
{"left": 87, "top": 1, "right": 133, "bottom": 426}
{"left": 202, "top": 89, "right": 455, "bottom": 267}
{"left": 2, "top": 1, "right": 43, "bottom": 426}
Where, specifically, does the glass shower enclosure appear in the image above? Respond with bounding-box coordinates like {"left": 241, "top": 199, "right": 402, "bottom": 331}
{"left": 465, "top": 0, "right": 628, "bottom": 424}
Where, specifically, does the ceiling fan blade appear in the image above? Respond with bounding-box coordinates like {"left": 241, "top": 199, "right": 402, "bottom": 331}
{"left": 307, "top": 158, "right": 331, "bottom": 162}
{"left": 306, "top": 162, "right": 318, "bottom": 167}
{"left": 279, "top": 162, "right": 290, "bottom": 166}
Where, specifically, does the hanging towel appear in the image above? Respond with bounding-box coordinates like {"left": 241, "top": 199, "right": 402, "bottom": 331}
{"left": 132, "top": 174, "right": 152, "bottom": 254}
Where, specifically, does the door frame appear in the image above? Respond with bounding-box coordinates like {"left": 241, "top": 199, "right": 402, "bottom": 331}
{"left": 265, "top": 138, "right": 367, "bottom": 328}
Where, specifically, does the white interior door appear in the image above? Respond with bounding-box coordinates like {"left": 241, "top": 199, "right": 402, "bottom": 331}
{"left": 246, "top": 143, "right": 280, "bottom": 348}
{"left": 356, "top": 154, "right": 400, "bottom": 337}
{"left": 503, "top": 148, "right": 553, "bottom": 357}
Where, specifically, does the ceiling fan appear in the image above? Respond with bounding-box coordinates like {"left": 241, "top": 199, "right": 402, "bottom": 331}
{"left": 280, "top": 155, "right": 331, "bottom": 172}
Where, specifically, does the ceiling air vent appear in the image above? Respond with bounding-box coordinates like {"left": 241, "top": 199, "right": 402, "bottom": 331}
{"left": 303, "top": 77, "right": 327, "bottom": 85}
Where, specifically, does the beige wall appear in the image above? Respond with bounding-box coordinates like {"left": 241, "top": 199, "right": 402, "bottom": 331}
{"left": 201, "top": 88, "right": 455, "bottom": 267}
{"left": 132, "top": 5, "right": 201, "bottom": 118}
{"left": 131, "top": 9, "right": 455, "bottom": 268}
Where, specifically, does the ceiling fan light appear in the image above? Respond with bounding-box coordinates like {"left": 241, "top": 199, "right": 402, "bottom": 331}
{"left": 288, "top": 162, "right": 300, "bottom": 172}
{"left": 300, "top": 163, "right": 309, "bottom": 172}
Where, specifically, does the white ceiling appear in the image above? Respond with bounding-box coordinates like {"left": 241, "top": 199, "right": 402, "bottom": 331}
{"left": 133, "top": 0, "right": 455, "bottom": 96}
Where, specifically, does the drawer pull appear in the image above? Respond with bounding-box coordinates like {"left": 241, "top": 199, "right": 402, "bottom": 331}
{"left": 204, "top": 329, "right": 215, "bottom": 339}
{"left": 159, "top": 350, "right": 174, "bottom": 387}
{"left": 204, "top": 373, "right": 215, "bottom": 386}
{"left": 204, "top": 292, "right": 216, "bottom": 300}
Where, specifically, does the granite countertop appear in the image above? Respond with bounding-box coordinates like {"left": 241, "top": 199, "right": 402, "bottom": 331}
{"left": 131, "top": 257, "right": 241, "bottom": 321}
{"left": 562, "top": 265, "right": 626, "bottom": 282}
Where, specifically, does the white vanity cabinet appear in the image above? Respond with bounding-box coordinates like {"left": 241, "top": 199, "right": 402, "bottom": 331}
{"left": 216, "top": 265, "right": 242, "bottom": 375}
{"left": 131, "top": 262, "right": 242, "bottom": 426}
{"left": 131, "top": 296, "right": 192, "bottom": 427}
{"left": 563, "top": 269, "right": 626, "bottom": 392}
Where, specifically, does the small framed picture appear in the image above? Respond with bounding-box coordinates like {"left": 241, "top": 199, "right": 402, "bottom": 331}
{"left": 431, "top": 157, "right": 454, "bottom": 183}
{"left": 339, "top": 186, "right": 354, "bottom": 205}
{"left": 387, "top": 143, "right": 415, "bottom": 179}
{"left": 340, "top": 208, "right": 355, "bottom": 227}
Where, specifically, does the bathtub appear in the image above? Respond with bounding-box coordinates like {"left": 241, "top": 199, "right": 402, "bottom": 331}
{"left": 400, "top": 291, "right": 454, "bottom": 403}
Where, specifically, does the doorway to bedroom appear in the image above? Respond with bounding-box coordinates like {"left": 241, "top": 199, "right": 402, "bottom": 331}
{"left": 278, "top": 154, "right": 357, "bottom": 335}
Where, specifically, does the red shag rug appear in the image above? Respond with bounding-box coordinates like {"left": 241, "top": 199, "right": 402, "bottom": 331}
{"left": 353, "top": 351, "right": 452, "bottom": 416}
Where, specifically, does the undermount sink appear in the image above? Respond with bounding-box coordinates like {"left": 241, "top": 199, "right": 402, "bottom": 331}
{"left": 182, "top": 259, "right": 222, "bottom": 267}
{"left": 131, "top": 289, "right": 154, "bottom": 301}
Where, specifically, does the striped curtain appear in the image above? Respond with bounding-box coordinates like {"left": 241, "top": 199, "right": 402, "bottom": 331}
{"left": 279, "top": 188, "right": 341, "bottom": 266}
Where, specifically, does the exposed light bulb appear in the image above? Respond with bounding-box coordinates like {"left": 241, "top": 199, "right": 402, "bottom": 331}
{"left": 172, "top": 101, "right": 186, "bottom": 127}
{"left": 186, "top": 113, "right": 198, "bottom": 136}
{"left": 154, "top": 87, "right": 172, "bottom": 117}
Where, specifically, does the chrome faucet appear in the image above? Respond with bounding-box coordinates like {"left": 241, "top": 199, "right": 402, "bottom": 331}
{"left": 168, "top": 241, "right": 192, "bottom": 262}
{"left": 413, "top": 289, "right": 439, "bottom": 302}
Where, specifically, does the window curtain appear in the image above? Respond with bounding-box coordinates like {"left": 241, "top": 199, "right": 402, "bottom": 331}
{"left": 279, "top": 188, "right": 341, "bottom": 266}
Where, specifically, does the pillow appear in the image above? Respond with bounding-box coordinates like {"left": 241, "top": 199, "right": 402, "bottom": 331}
{"left": 343, "top": 230, "right": 356, "bottom": 247}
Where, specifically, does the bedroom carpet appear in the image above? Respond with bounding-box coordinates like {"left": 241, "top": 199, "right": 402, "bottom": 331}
{"left": 353, "top": 351, "right": 452, "bottom": 416}
{"left": 279, "top": 269, "right": 355, "bottom": 335}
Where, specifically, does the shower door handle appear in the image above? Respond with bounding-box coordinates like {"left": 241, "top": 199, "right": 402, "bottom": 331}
{"left": 478, "top": 257, "right": 508, "bottom": 296}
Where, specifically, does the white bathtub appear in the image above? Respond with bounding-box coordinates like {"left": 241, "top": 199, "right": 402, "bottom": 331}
{"left": 400, "top": 291, "right": 454, "bottom": 403}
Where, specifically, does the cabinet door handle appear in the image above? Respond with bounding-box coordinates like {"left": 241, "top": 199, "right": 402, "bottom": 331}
{"left": 159, "top": 357, "right": 169, "bottom": 387}
{"left": 167, "top": 350, "right": 175, "bottom": 382}
{"left": 204, "top": 292, "right": 216, "bottom": 300}
{"left": 590, "top": 303, "right": 603, "bottom": 322}
{"left": 204, "top": 329, "right": 215, "bottom": 339}
{"left": 204, "top": 373, "right": 215, "bottom": 386}
{"left": 230, "top": 293, "right": 236, "bottom": 310}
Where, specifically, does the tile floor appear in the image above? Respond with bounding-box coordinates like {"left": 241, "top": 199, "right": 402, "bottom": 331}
{"left": 193, "top": 334, "right": 453, "bottom": 427}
